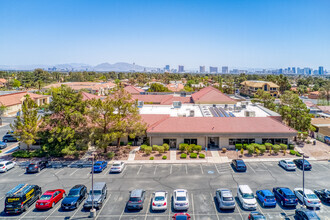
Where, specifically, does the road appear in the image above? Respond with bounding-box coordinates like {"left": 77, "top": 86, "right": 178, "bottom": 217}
{"left": 0, "top": 117, "right": 18, "bottom": 154}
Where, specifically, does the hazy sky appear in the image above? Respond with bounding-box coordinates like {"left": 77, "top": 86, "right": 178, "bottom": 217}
{"left": 0, "top": 0, "right": 329, "bottom": 69}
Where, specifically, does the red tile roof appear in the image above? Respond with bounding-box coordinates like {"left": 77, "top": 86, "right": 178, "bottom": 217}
{"left": 140, "top": 114, "right": 170, "bottom": 127}
{"left": 191, "top": 86, "right": 237, "bottom": 104}
{"left": 166, "top": 83, "right": 184, "bottom": 92}
{"left": 124, "top": 85, "right": 144, "bottom": 94}
{"left": 147, "top": 117, "right": 296, "bottom": 134}
{"left": 81, "top": 92, "right": 103, "bottom": 101}
{"left": 0, "top": 91, "right": 48, "bottom": 107}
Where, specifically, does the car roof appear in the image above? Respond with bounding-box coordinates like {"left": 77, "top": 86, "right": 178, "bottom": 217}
{"left": 0, "top": 160, "right": 10, "bottom": 163}
{"left": 44, "top": 190, "right": 57, "bottom": 194}
{"left": 113, "top": 161, "right": 122, "bottom": 165}
{"left": 251, "top": 211, "right": 264, "bottom": 216}
{"left": 130, "top": 189, "right": 143, "bottom": 197}
{"left": 175, "top": 189, "right": 187, "bottom": 196}
{"left": 260, "top": 189, "right": 273, "bottom": 196}
{"left": 283, "top": 159, "right": 293, "bottom": 162}
{"left": 295, "top": 188, "right": 314, "bottom": 194}
{"left": 280, "top": 188, "right": 294, "bottom": 195}
{"left": 298, "top": 208, "right": 319, "bottom": 217}
{"left": 239, "top": 185, "right": 253, "bottom": 193}
{"left": 71, "top": 185, "right": 85, "bottom": 190}
{"left": 92, "top": 182, "right": 106, "bottom": 190}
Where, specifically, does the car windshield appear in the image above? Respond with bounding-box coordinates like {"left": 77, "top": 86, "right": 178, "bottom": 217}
{"left": 68, "top": 190, "right": 80, "bottom": 197}
{"left": 306, "top": 194, "right": 318, "bottom": 199}
{"left": 285, "top": 195, "right": 296, "bottom": 199}
{"left": 155, "top": 196, "right": 165, "bottom": 201}
{"left": 287, "top": 162, "right": 294, "bottom": 164}
{"left": 129, "top": 197, "right": 140, "bottom": 202}
{"left": 28, "top": 164, "right": 36, "bottom": 167}
{"left": 176, "top": 196, "right": 186, "bottom": 201}
{"left": 223, "top": 196, "right": 233, "bottom": 201}
{"left": 113, "top": 164, "right": 120, "bottom": 167}
{"left": 94, "top": 162, "right": 102, "bottom": 166}
{"left": 0, "top": 163, "right": 4, "bottom": 166}
{"left": 40, "top": 195, "right": 52, "bottom": 200}
{"left": 90, "top": 190, "right": 102, "bottom": 195}
{"left": 243, "top": 193, "right": 254, "bottom": 199}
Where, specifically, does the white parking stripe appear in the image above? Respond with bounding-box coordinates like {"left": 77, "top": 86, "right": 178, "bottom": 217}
{"left": 170, "top": 165, "right": 172, "bottom": 174}
{"left": 236, "top": 200, "right": 244, "bottom": 220}
{"left": 144, "top": 194, "right": 152, "bottom": 220}
{"left": 210, "top": 193, "right": 220, "bottom": 220}
{"left": 103, "top": 165, "right": 112, "bottom": 176}
{"left": 54, "top": 169, "right": 63, "bottom": 175}
{"left": 247, "top": 163, "right": 256, "bottom": 174}
{"left": 185, "top": 164, "right": 188, "bottom": 174}
{"left": 36, "top": 169, "right": 46, "bottom": 176}
{"left": 45, "top": 202, "right": 61, "bottom": 220}
{"left": 214, "top": 163, "right": 220, "bottom": 174}
{"left": 154, "top": 165, "right": 158, "bottom": 175}
{"left": 69, "top": 168, "right": 79, "bottom": 176}
{"left": 137, "top": 165, "right": 142, "bottom": 175}
{"left": 200, "top": 164, "right": 204, "bottom": 174}
{"left": 191, "top": 193, "right": 195, "bottom": 218}
{"left": 18, "top": 204, "right": 34, "bottom": 220}
{"left": 95, "top": 193, "right": 112, "bottom": 220}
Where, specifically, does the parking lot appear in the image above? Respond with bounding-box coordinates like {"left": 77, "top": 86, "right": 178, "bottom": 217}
{"left": 0, "top": 160, "right": 329, "bottom": 220}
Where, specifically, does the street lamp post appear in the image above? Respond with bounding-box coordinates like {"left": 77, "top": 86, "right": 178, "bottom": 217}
{"left": 90, "top": 153, "right": 96, "bottom": 218}
{"left": 302, "top": 153, "right": 305, "bottom": 207}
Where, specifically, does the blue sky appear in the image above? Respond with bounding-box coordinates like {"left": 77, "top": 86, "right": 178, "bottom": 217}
{"left": 0, "top": 0, "right": 329, "bottom": 69}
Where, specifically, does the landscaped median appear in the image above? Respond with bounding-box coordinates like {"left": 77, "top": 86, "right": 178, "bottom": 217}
{"left": 135, "top": 144, "right": 171, "bottom": 160}
{"left": 176, "top": 143, "right": 209, "bottom": 160}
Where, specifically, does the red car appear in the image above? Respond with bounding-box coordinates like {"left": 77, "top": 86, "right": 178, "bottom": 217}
{"left": 172, "top": 213, "right": 191, "bottom": 220}
{"left": 36, "top": 189, "right": 66, "bottom": 209}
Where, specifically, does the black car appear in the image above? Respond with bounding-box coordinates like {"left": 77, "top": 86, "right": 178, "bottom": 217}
{"left": 314, "top": 189, "right": 330, "bottom": 203}
{"left": 293, "top": 159, "right": 312, "bottom": 170}
{"left": 232, "top": 159, "right": 247, "bottom": 172}
{"left": 295, "top": 208, "right": 320, "bottom": 220}
{"left": 26, "top": 161, "right": 48, "bottom": 173}
{"left": 127, "top": 189, "right": 146, "bottom": 210}
{"left": 2, "top": 134, "right": 17, "bottom": 142}
{"left": 61, "top": 185, "right": 87, "bottom": 210}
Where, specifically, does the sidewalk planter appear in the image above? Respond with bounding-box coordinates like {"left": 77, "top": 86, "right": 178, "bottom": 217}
{"left": 180, "top": 153, "right": 187, "bottom": 159}
{"left": 199, "top": 153, "right": 205, "bottom": 158}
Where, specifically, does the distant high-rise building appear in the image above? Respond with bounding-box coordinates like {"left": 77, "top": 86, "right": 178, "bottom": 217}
{"left": 164, "top": 65, "right": 170, "bottom": 72}
{"left": 304, "top": 67, "right": 311, "bottom": 75}
{"left": 178, "top": 65, "right": 184, "bottom": 73}
{"left": 199, "top": 66, "right": 205, "bottom": 73}
{"left": 319, "top": 66, "right": 324, "bottom": 75}
{"left": 209, "top": 66, "right": 218, "bottom": 73}
{"left": 292, "top": 67, "right": 296, "bottom": 74}
{"left": 279, "top": 69, "right": 283, "bottom": 74}
{"left": 222, "top": 66, "right": 228, "bottom": 74}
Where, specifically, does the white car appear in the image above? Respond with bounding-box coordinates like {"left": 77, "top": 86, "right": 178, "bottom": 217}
{"left": 294, "top": 188, "right": 321, "bottom": 208}
{"left": 279, "top": 159, "right": 296, "bottom": 171}
{"left": 110, "top": 161, "right": 125, "bottom": 173}
{"left": 0, "top": 161, "right": 16, "bottom": 172}
{"left": 237, "top": 185, "right": 257, "bottom": 210}
{"left": 151, "top": 191, "right": 168, "bottom": 211}
{"left": 173, "top": 189, "right": 189, "bottom": 210}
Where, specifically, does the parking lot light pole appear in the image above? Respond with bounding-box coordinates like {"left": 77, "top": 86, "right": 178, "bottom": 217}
{"left": 90, "top": 153, "right": 96, "bottom": 218}
{"left": 302, "top": 153, "right": 305, "bottom": 207}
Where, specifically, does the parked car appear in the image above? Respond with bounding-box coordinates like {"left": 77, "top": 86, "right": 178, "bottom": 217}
{"left": 83, "top": 182, "right": 107, "bottom": 210}
{"left": 172, "top": 213, "right": 191, "bottom": 219}
{"left": 0, "top": 141, "right": 7, "bottom": 149}
{"left": 2, "top": 134, "right": 17, "bottom": 142}
{"left": 314, "top": 189, "right": 330, "bottom": 203}
{"left": 232, "top": 159, "right": 247, "bottom": 172}
{"left": 61, "top": 185, "right": 87, "bottom": 210}
{"left": 173, "top": 189, "right": 189, "bottom": 211}
{"left": 279, "top": 159, "right": 296, "bottom": 171}
{"left": 151, "top": 191, "right": 168, "bottom": 211}
{"left": 273, "top": 187, "right": 298, "bottom": 207}
{"left": 256, "top": 189, "right": 276, "bottom": 207}
{"left": 110, "top": 161, "right": 125, "bottom": 173}
{"left": 237, "top": 185, "right": 257, "bottom": 210}
{"left": 295, "top": 208, "right": 320, "bottom": 220}
{"left": 293, "top": 159, "right": 312, "bottom": 170}
{"left": 248, "top": 211, "right": 266, "bottom": 219}
{"left": 26, "top": 161, "right": 48, "bottom": 173}
{"left": 127, "top": 189, "right": 146, "bottom": 210}
{"left": 36, "top": 189, "right": 66, "bottom": 209}
{"left": 215, "top": 189, "right": 235, "bottom": 210}
{"left": 93, "top": 161, "right": 107, "bottom": 173}
{"left": 294, "top": 188, "right": 321, "bottom": 208}
{"left": 0, "top": 161, "right": 16, "bottom": 173}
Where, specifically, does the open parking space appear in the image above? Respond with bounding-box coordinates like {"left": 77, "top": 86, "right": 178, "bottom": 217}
{"left": 0, "top": 161, "right": 329, "bottom": 219}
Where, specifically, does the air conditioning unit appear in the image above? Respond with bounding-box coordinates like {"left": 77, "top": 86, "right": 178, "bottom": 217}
{"left": 137, "top": 101, "right": 144, "bottom": 108}
{"left": 173, "top": 101, "right": 182, "bottom": 108}
{"left": 189, "top": 110, "right": 195, "bottom": 117}
{"left": 245, "top": 110, "right": 255, "bottom": 117}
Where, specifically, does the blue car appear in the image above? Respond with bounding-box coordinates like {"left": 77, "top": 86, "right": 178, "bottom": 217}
{"left": 232, "top": 159, "right": 247, "bottom": 172}
{"left": 273, "top": 187, "right": 298, "bottom": 207}
{"left": 256, "top": 189, "right": 276, "bottom": 207}
{"left": 0, "top": 141, "right": 7, "bottom": 149}
{"left": 93, "top": 161, "right": 107, "bottom": 172}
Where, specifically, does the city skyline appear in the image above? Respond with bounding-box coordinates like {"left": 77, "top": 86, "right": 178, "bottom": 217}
{"left": 1, "top": 0, "right": 330, "bottom": 69}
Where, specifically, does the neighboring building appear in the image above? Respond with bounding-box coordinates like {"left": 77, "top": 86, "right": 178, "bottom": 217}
{"left": 319, "top": 66, "right": 324, "bottom": 75}
{"left": 222, "top": 66, "right": 228, "bottom": 74}
{"left": 199, "top": 66, "right": 205, "bottom": 73}
{"left": 240, "top": 81, "right": 280, "bottom": 97}
{"left": 191, "top": 86, "right": 237, "bottom": 104}
{"left": 178, "top": 65, "right": 184, "bottom": 73}
{"left": 311, "top": 118, "right": 330, "bottom": 142}
{"left": 308, "top": 91, "right": 320, "bottom": 99}
{"left": 166, "top": 83, "right": 185, "bottom": 92}
{"left": 0, "top": 78, "right": 7, "bottom": 87}
{"left": 164, "top": 65, "right": 170, "bottom": 72}
{"left": 209, "top": 66, "right": 218, "bottom": 73}
{"left": 124, "top": 85, "right": 145, "bottom": 94}
{"left": 0, "top": 91, "right": 50, "bottom": 116}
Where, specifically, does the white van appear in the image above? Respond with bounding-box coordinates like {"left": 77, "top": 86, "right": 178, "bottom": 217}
{"left": 237, "top": 185, "right": 257, "bottom": 210}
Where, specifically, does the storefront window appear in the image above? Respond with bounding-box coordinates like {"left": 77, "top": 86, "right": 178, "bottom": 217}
{"left": 229, "top": 138, "right": 255, "bottom": 145}
{"left": 184, "top": 139, "right": 197, "bottom": 145}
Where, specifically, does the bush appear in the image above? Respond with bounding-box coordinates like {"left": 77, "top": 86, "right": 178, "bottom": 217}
{"left": 289, "top": 144, "right": 295, "bottom": 150}
{"left": 235, "top": 144, "right": 242, "bottom": 150}
{"left": 194, "top": 145, "right": 202, "bottom": 153}
{"left": 12, "top": 150, "right": 33, "bottom": 158}
{"left": 106, "top": 152, "right": 115, "bottom": 159}
{"left": 158, "top": 146, "right": 165, "bottom": 154}
{"left": 186, "top": 145, "right": 194, "bottom": 153}
{"left": 149, "top": 156, "right": 154, "bottom": 160}
{"left": 199, "top": 153, "right": 205, "bottom": 158}
{"left": 306, "top": 140, "right": 311, "bottom": 144}
{"left": 222, "top": 148, "right": 227, "bottom": 153}
{"left": 127, "top": 142, "right": 132, "bottom": 146}
{"left": 162, "top": 155, "right": 167, "bottom": 160}
{"left": 255, "top": 148, "right": 260, "bottom": 156}
{"left": 0, "top": 150, "right": 1, "bottom": 153}
{"left": 145, "top": 146, "right": 152, "bottom": 155}
{"left": 265, "top": 143, "right": 273, "bottom": 150}
{"left": 246, "top": 145, "right": 254, "bottom": 155}
{"left": 190, "top": 153, "right": 198, "bottom": 158}
{"left": 280, "top": 144, "right": 287, "bottom": 150}
{"left": 152, "top": 145, "right": 159, "bottom": 151}
{"left": 258, "top": 145, "right": 266, "bottom": 154}
{"left": 296, "top": 152, "right": 302, "bottom": 157}
{"left": 179, "top": 143, "right": 188, "bottom": 152}
{"left": 240, "top": 148, "right": 244, "bottom": 156}
{"left": 120, "top": 141, "right": 125, "bottom": 146}
{"left": 290, "top": 150, "right": 296, "bottom": 155}
{"left": 243, "top": 144, "right": 248, "bottom": 150}
{"left": 273, "top": 145, "right": 281, "bottom": 154}
{"left": 140, "top": 145, "right": 148, "bottom": 152}
{"left": 162, "top": 143, "right": 170, "bottom": 152}
{"left": 180, "top": 153, "right": 187, "bottom": 158}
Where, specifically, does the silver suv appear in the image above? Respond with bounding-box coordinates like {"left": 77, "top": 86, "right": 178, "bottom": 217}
{"left": 215, "top": 189, "right": 235, "bottom": 210}
{"left": 83, "top": 182, "right": 107, "bottom": 210}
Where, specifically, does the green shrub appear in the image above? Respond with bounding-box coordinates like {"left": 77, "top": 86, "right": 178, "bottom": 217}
{"left": 255, "top": 148, "right": 260, "bottom": 156}
{"left": 240, "top": 148, "right": 244, "bottom": 156}
{"left": 145, "top": 146, "right": 152, "bottom": 155}
{"left": 289, "top": 144, "right": 295, "bottom": 150}
{"left": 180, "top": 153, "right": 187, "bottom": 158}
{"left": 306, "top": 140, "right": 311, "bottom": 144}
{"left": 190, "top": 153, "right": 197, "bottom": 158}
{"left": 243, "top": 144, "right": 248, "bottom": 150}
{"left": 120, "top": 141, "right": 125, "bottom": 146}
{"left": 246, "top": 145, "right": 254, "bottom": 155}
{"left": 194, "top": 145, "right": 202, "bottom": 153}
{"left": 149, "top": 156, "right": 154, "bottom": 160}
{"left": 186, "top": 145, "right": 194, "bottom": 153}
{"left": 152, "top": 145, "right": 159, "bottom": 151}
{"left": 179, "top": 143, "right": 188, "bottom": 152}
{"left": 158, "top": 146, "right": 165, "bottom": 154}
{"left": 12, "top": 150, "right": 33, "bottom": 158}
{"left": 199, "top": 153, "right": 205, "bottom": 158}
{"left": 162, "top": 143, "right": 170, "bottom": 152}
{"left": 258, "top": 145, "right": 266, "bottom": 154}
{"left": 0, "top": 150, "right": 1, "bottom": 153}
{"left": 273, "top": 144, "right": 281, "bottom": 154}
{"left": 127, "top": 142, "right": 132, "bottom": 146}
{"left": 107, "top": 152, "right": 115, "bottom": 159}
{"left": 235, "top": 144, "right": 242, "bottom": 150}
{"left": 296, "top": 152, "right": 302, "bottom": 157}
{"left": 140, "top": 145, "right": 148, "bottom": 152}
{"left": 265, "top": 143, "right": 273, "bottom": 150}
{"left": 280, "top": 144, "right": 287, "bottom": 150}
{"left": 290, "top": 150, "right": 296, "bottom": 155}
{"left": 254, "top": 144, "right": 260, "bottom": 150}
{"left": 162, "top": 155, "right": 167, "bottom": 160}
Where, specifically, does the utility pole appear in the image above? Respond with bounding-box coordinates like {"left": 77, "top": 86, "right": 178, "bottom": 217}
{"left": 90, "top": 153, "right": 96, "bottom": 218}
{"left": 302, "top": 153, "right": 305, "bottom": 207}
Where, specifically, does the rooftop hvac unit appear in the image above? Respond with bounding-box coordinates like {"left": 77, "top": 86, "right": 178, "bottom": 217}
{"left": 213, "top": 104, "right": 216, "bottom": 107}
{"left": 173, "top": 101, "right": 182, "bottom": 108}
{"left": 189, "top": 110, "right": 195, "bottom": 117}
{"left": 137, "top": 101, "right": 144, "bottom": 108}
{"left": 245, "top": 111, "right": 256, "bottom": 117}
{"left": 242, "top": 104, "right": 246, "bottom": 109}
{"left": 224, "top": 104, "right": 228, "bottom": 110}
